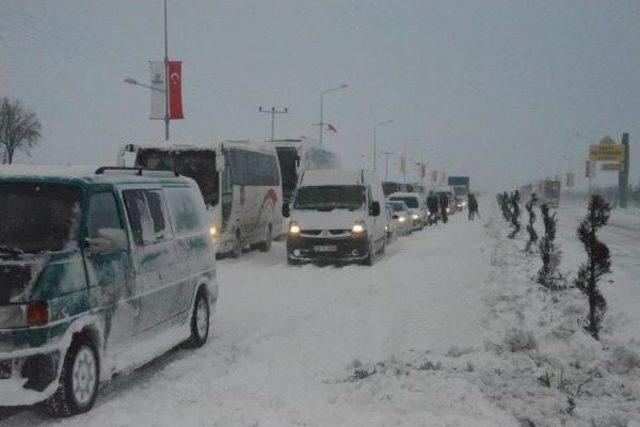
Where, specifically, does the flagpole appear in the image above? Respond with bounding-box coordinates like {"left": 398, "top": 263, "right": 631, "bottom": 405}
{"left": 163, "top": 0, "right": 170, "bottom": 141}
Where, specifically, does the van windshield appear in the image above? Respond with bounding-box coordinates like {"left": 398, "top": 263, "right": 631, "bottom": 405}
{"left": 390, "top": 196, "right": 418, "bottom": 209}
{"left": 136, "top": 148, "right": 219, "bottom": 206}
{"left": 294, "top": 185, "right": 365, "bottom": 211}
{"left": 391, "top": 203, "right": 406, "bottom": 212}
{"left": 0, "top": 183, "right": 83, "bottom": 254}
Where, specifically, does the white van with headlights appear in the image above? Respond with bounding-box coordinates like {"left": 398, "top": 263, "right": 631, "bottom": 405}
{"left": 388, "top": 192, "right": 426, "bottom": 231}
{"left": 282, "top": 169, "right": 385, "bottom": 266}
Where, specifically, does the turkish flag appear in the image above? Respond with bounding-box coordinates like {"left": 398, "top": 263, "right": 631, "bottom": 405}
{"left": 168, "top": 61, "right": 184, "bottom": 119}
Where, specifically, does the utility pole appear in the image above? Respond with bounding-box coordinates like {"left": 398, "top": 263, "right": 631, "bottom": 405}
{"left": 619, "top": 132, "right": 630, "bottom": 208}
{"left": 163, "top": 0, "right": 169, "bottom": 141}
{"left": 380, "top": 150, "right": 393, "bottom": 179}
{"left": 259, "top": 106, "right": 288, "bottom": 141}
{"left": 373, "top": 119, "right": 393, "bottom": 172}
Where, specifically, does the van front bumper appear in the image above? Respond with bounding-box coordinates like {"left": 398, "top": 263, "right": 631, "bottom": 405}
{"left": 0, "top": 326, "right": 67, "bottom": 406}
{"left": 286, "top": 234, "right": 370, "bottom": 263}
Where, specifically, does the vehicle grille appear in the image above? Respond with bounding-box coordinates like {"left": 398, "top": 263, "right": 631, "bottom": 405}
{"left": 329, "top": 229, "right": 349, "bottom": 235}
{"left": 301, "top": 229, "right": 322, "bottom": 236}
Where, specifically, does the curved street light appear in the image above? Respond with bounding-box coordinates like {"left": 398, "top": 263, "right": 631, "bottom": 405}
{"left": 319, "top": 84, "right": 348, "bottom": 144}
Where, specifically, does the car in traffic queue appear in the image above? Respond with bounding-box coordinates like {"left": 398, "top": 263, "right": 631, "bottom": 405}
{"left": 282, "top": 169, "right": 386, "bottom": 266}
{"left": 387, "top": 201, "right": 413, "bottom": 236}
{"left": 388, "top": 192, "right": 426, "bottom": 231}
{"left": 0, "top": 166, "right": 218, "bottom": 417}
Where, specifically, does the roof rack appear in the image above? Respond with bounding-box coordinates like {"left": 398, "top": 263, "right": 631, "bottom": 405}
{"left": 95, "top": 166, "right": 179, "bottom": 177}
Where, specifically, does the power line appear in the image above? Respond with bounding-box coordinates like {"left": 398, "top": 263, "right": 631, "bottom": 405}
{"left": 0, "top": 0, "right": 145, "bottom": 63}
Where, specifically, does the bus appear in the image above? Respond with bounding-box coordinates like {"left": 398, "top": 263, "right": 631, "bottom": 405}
{"left": 118, "top": 141, "right": 283, "bottom": 258}
{"left": 271, "top": 138, "right": 341, "bottom": 203}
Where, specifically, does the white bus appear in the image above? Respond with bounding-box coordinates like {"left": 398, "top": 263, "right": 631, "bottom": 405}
{"left": 118, "top": 141, "right": 283, "bottom": 258}
{"left": 271, "top": 138, "right": 341, "bottom": 203}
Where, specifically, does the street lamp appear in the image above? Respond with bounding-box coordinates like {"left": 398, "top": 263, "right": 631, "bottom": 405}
{"left": 373, "top": 119, "right": 393, "bottom": 172}
{"left": 320, "top": 83, "right": 348, "bottom": 144}
{"left": 124, "top": 77, "right": 165, "bottom": 93}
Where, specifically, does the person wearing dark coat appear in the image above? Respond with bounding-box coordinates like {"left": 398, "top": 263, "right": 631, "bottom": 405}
{"left": 468, "top": 193, "right": 479, "bottom": 220}
{"left": 439, "top": 193, "right": 449, "bottom": 224}
{"left": 426, "top": 191, "right": 439, "bottom": 225}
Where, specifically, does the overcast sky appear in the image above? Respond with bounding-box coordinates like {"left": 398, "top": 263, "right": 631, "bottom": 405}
{"left": 2, "top": 0, "right": 639, "bottom": 191}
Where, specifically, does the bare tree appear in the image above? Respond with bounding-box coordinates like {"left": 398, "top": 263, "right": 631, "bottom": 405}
{"left": 0, "top": 97, "right": 42, "bottom": 164}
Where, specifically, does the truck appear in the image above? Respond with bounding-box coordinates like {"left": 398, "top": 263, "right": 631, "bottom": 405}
{"left": 447, "top": 176, "right": 471, "bottom": 209}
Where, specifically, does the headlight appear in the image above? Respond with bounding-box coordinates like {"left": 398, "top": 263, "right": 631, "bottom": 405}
{"left": 411, "top": 213, "right": 419, "bottom": 220}
{"left": 209, "top": 226, "right": 217, "bottom": 236}
{"left": 289, "top": 222, "right": 301, "bottom": 235}
{"left": 399, "top": 216, "right": 406, "bottom": 223}
{"left": 351, "top": 222, "right": 366, "bottom": 234}
{"left": 446, "top": 208, "right": 451, "bottom": 213}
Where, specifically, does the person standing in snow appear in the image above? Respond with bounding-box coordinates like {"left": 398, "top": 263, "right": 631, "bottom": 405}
{"left": 439, "top": 192, "right": 449, "bottom": 224}
{"left": 468, "top": 193, "right": 479, "bottom": 220}
{"left": 427, "top": 191, "right": 439, "bottom": 225}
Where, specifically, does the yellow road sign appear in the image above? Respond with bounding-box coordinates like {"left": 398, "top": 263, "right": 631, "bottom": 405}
{"left": 601, "top": 162, "right": 622, "bottom": 171}
{"left": 589, "top": 144, "right": 624, "bottom": 162}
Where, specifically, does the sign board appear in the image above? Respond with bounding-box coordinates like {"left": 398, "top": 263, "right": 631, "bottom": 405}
{"left": 599, "top": 136, "right": 616, "bottom": 145}
{"left": 601, "top": 162, "right": 622, "bottom": 171}
{"left": 589, "top": 144, "right": 624, "bottom": 162}
{"left": 149, "top": 61, "right": 166, "bottom": 120}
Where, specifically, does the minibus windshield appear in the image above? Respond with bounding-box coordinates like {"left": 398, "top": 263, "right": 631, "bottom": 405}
{"left": 294, "top": 185, "right": 365, "bottom": 211}
{"left": 0, "top": 183, "right": 83, "bottom": 254}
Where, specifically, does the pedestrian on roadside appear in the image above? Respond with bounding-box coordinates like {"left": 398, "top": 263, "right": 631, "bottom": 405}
{"left": 439, "top": 192, "right": 449, "bottom": 224}
{"left": 468, "top": 193, "right": 479, "bottom": 220}
{"left": 427, "top": 191, "right": 439, "bottom": 225}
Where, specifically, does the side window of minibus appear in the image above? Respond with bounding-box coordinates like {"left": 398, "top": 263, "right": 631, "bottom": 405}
{"left": 123, "top": 189, "right": 171, "bottom": 245}
{"left": 86, "top": 192, "right": 124, "bottom": 239}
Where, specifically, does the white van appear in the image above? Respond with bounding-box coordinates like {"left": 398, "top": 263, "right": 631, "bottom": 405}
{"left": 118, "top": 141, "right": 283, "bottom": 258}
{"left": 282, "top": 169, "right": 386, "bottom": 265}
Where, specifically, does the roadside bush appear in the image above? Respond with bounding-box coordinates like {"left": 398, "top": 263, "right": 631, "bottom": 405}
{"left": 537, "top": 204, "right": 563, "bottom": 288}
{"left": 525, "top": 193, "right": 538, "bottom": 252}
{"left": 574, "top": 195, "right": 611, "bottom": 341}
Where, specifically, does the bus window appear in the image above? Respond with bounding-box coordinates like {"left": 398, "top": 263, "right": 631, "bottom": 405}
{"left": 136, "top": 149, "right": 219, "bottom": 207}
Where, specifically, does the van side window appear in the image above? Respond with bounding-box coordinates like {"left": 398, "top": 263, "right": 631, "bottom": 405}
{"left": 123, "top": 189, "right": 171, "bottom": 245}
{"left": 86, "top": 192, "right": 124, "bottom": 238}
{"left": 164, "top": 187, "right": 206, "bottom": 236}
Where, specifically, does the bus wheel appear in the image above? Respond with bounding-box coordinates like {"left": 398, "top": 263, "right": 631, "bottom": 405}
{"left": 258, "top": 224, "right": 273, "bottom": 252}
{"left": 230, "top": 231, "right": 242, "bottom": 258}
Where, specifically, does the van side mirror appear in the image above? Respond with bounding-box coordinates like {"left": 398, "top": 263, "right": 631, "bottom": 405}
{"left": 369, "top": 201, "right": 381, "bottom": 217}
{"left": 86, "top": 228, "right": 128, "bottom": 254}
{"left": 282, "top": 202, "right": 290, "bottom": 218}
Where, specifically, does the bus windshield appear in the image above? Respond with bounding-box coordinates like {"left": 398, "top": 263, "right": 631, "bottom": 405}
{"left": 294, "top": 185, "right": 365, "bottom": 211}
{"left": 136, "top": 149, "right": 219, "bottom": 206}
{"left": 275, "top": 146, "right": 298, "bottom": 201}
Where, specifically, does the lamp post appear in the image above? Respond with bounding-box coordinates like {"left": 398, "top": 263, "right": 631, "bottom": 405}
{"left": 319, "top": 84, "right": 347, "bottom": 144}
{"left": 373, "top": 119, "right": 393, "bottom": 172}
{"left": 259, "top": 106, "right": 288, "bottom": 141}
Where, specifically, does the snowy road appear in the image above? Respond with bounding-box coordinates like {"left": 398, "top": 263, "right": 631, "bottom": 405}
{"left": 2, "top": 212, "right": 516, "bottom": 426}
{"left": 3, "top": 203, "right": 639, "bottom": 426}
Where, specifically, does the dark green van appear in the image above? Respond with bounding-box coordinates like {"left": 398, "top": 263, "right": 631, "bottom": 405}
{"left": 0, "top": 166, "right": 218, "bottom": 416}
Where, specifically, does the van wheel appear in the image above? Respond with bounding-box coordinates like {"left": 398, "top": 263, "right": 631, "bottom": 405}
{"left": 361, "top": 240, "right": 375, "bottom": 266}
{"left": 187, "top": 289, "right": 210, "bottom": 348}
{"left": 230, "top": 231, "right": 242, "bottom": 259}
{"left": 37, "top": 336, "right": 99, "bottom": 417}
{"left": 258, "top": 224, "right": 273, "bottom": 252}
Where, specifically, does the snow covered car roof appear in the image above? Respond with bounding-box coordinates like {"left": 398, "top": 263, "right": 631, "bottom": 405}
{"left": 0, "top": 164, "right": 196, "bottom": 188}
{"left": 388, "top": 192, "right": 420, "bottom": 199}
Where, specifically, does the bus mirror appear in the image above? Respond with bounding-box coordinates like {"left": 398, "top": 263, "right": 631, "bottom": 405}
{"left": 282, "top": 203, "right": 290, "bottom": 218}
{"left": 216, "top": 155, "right": 225, "bottom": 172}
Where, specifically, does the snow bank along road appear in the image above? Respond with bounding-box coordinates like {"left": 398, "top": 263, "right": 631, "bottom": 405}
{"left": 4, "top": 204, "right": 639, "bottom": 426}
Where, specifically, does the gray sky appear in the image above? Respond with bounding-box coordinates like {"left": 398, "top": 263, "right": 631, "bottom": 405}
{"left": 2, "top": 0, "right": 639, "bottom": 191}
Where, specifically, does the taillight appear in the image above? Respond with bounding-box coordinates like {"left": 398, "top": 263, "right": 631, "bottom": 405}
{"left": 26, "top": 301, "right": 49, "bottom": 326}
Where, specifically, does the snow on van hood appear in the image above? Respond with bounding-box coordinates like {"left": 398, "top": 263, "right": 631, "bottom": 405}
{"left": 290, "top": 209, "right": 365, "bottom": 230}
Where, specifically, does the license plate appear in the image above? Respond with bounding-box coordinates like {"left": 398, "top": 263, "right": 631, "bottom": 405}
{"left": 314, "top": 245, "right": 337, "bottom": 253}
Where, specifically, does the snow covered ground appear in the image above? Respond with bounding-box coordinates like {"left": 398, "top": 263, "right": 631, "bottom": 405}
{"left": 2, "top": 200, "right": 639, "bottom": 426}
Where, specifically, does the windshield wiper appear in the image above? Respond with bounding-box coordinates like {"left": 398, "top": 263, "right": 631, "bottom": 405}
{"left": 0, "top": 245, "right": 24, "bottom": 258}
